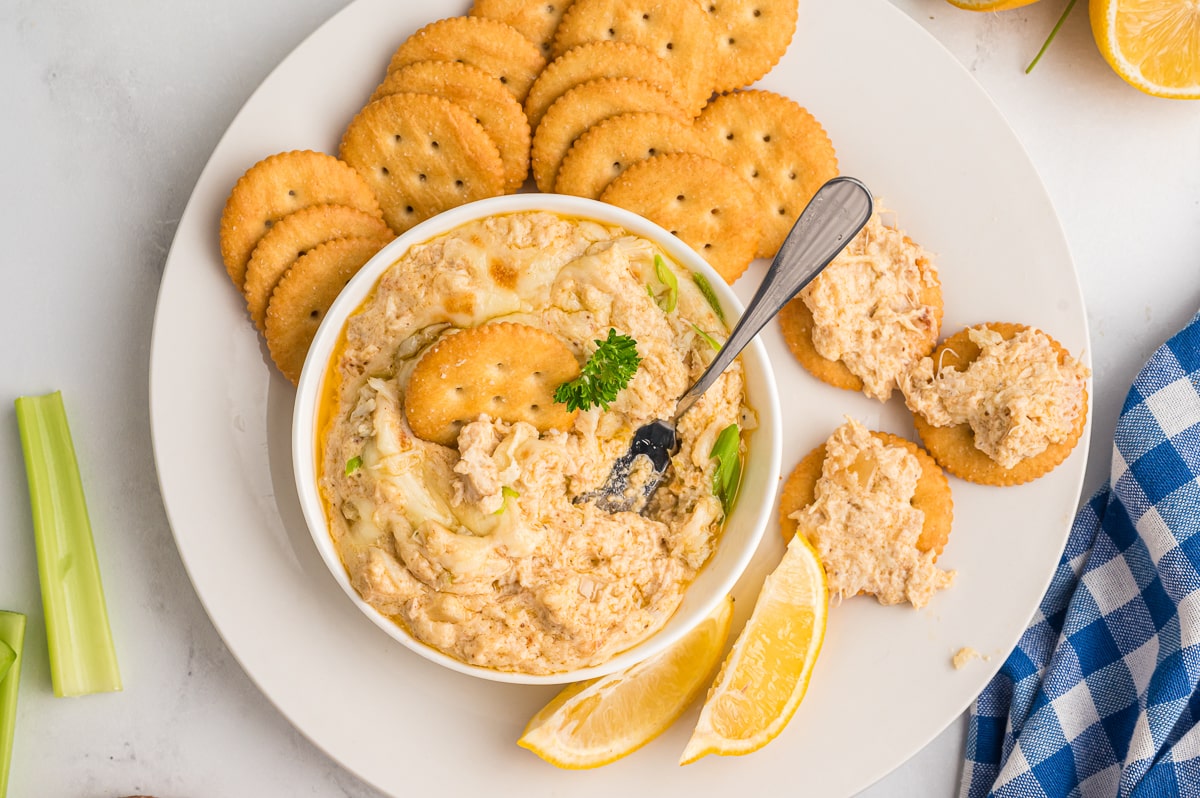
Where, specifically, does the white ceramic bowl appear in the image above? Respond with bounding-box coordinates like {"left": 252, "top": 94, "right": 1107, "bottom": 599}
{"left": 292, "top": 194, "right": 782, "bottom": 685}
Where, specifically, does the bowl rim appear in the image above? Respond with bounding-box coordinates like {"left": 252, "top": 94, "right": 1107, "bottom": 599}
{"left": 292, "top": 193, "right": 782, "bottom": 685}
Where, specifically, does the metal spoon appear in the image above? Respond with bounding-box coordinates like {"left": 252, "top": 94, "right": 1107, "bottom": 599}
{"left": 579, "top": 176, "right": 874, "bottom": 514}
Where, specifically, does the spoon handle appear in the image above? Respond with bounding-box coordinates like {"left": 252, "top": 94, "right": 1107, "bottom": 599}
{"left": 674, "top": 176, "right": 874, "bottom": 420}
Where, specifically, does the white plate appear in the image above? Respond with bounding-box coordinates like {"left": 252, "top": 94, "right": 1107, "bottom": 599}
{"left": 149, "top": 0, "right": 1090, "bottom": 794}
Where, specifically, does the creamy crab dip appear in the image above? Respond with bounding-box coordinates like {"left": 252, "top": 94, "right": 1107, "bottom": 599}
{"left": 789, "top": 419, "right": 953, "bottom": 608}
{"left": 800, "top": 212, "right": 940, "bottom": 401}
{"left": 318, "top": 211, "right": 748, "bottom": 674}
{"left": 901, "top": 326, "right": 1089, "bottom": 469}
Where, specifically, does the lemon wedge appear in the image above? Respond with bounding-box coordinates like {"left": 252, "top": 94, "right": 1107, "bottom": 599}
{"left": 946, "top": 0, "right": 1042, "bottom": 10}
{"left": 1090, "top": 0, "right": 1200, "bottom": 98}
{"left": 518, "top": 596, "right": 734, "bottom": 769}
{"left": 680, "top": 533, "right": 828, "bottom": 764}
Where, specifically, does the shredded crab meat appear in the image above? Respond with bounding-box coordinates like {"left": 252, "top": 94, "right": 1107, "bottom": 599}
{"left": 800, "top": 212, "right": 939, "bottom": 401}
{"left": 790, "top": 419, "right": 953, "bottom": 609}
{"left": 901, "top": 327, "right": 1089, "bottom": 469}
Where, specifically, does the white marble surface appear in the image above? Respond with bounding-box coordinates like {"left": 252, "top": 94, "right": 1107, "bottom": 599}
{"left": 0, "top": 1, "right": 1196, "bottom": 796}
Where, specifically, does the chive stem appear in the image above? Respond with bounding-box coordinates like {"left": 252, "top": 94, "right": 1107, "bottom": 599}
{"left": 1026, "top": 0, "right": 1079, "bottom": 74}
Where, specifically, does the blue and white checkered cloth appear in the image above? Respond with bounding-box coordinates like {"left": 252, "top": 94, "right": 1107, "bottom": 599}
{"left": 962, "top": 310, "right": 1200, "bottom": 798}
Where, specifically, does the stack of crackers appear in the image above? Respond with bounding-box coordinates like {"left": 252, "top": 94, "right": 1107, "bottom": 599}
{"left": 517, "top": 0, "right": 836, "bottom": 283}
{"left": 219, "top": 0, "right": 847, "bottom": 384}
{"left": 216, "top": 1, "right": 1087, "bottom": 519}
{"left": 219, "top": 150, "right": 394, "bottom": 384}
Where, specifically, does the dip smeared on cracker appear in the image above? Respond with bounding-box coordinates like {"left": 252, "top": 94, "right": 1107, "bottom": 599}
{"left": 320, "top": 211, "right": 746, "bottom": 674}
{"left": 789, "top": 419, "right": 954, "bottom": 609}
{"left": 901, "top": 325, "right": 1090, "bottom": 470}
{"left": 799, "top": 212, "right": 941, "bottom": 401}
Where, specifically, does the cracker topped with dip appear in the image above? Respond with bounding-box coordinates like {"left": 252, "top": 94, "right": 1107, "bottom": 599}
{"left": 319, "top": 210, "right": 749, "bottom": 674}
{"left": 784, "top": 419, "right": 955, "bottom": 609}
{"left": 900, "top": 322, "right": 1090, "bottom": 486}
{"left": 779, "top": 209, "right": 943, "bottom": 402}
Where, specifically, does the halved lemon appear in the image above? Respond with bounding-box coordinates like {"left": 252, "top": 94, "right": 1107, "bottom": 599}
{"left": 518, "top": 596, "right": 734, "bottom": 769}
{"left": 1090, "top": 0, "right": 1200, "bottom": 98}
{"left": 946, "top": 0, "right": 1042, "bottom": 10}
{"left": 680, "top": 533, "right": 828, "bottom": 764}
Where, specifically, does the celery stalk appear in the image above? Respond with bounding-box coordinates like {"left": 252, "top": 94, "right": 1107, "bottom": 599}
{"left": 0, "top": 643, "right": 11, "bottom": 685}
{"left": 0, "top": 611, "right": 25, "bottom": 798}
{"left": 14, "top": 392, "right": 122, "bottom": 697}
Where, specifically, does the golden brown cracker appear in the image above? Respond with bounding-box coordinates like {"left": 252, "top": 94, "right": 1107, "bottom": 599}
{"left": 778, "top": 296, "right": 863, "bottom": 393}
{"left": 531, "top": 77, "right": 687, "bottom": 192}
{"left": 705, "top": 0, "right": 798, "bottom": 91}
{"left": 404, "top": 323, "right": 581, "bottom": 446}
{"left": 264, "top": 237, "right": 384, "bottom": 384}
{"left": 524, "top": 41, "right": 677, "bottom": 131}
{"left": 219, "top": 150, "right": 382, "bottom": 289}
{"left": 339, "top": 93, "right": 506, "bottom": 235}
{"left": 696, "top": 90, "right": 839, "bottom": 259}
{"left": 779, "top": 431, "right": 953, "bottom": 559}
{"left": 386, "top": 16, "right": 546, "bottom": 103}
{"left": 243, "top": 204, "right": 392, "bottom": 332}
{"left": 599, "top": 152, "right": 759, "bottom": 284}
{"left": 373, "top": 60, "right": 531, "bottom": 192}
{"left": 911, "top": 323, "right": 1089, "bottom": 487}
{"left": 778, "top": 243, "right": 943, "bottom": 395}
{"left": 552, "top": 0, "right": 720, "bottom": 116}
{"left": 555, "top": 111, "right": 707, "bottom": 199}
{"left": 470, "top": 0, "right": 578, "bottom": 58}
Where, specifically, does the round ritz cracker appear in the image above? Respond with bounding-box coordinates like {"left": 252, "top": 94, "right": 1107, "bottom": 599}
{"left": 469, "top": 0, "right": 578, "bottom": 58}
{"left": 372, "top": 60, "right": 531, "bottom": 192}
{"left": 524, "top": 41, "right": 678, "bottom": 131}
{"left": 552, "top": 0, "right": 720, "bottom": 117}
{"left": 779, "top": 431, "right": 954, "bottom": 562}
{"left": 696, "top": 90, "right": 839, "bottom": 259}
{"left": 404, "top": 322, "right": 581, "bottom": 446}
{"left": 219, "top": 150, "right": 382, "bottom": 289}
{"left": 264, "top": 236, "right": 384, "bottom": 385}
{"left": 385, "top": 16, "right": 546, "bottom": 104}
{"left": 910, "top": 322, "right": 1090, "bottom": 487}
{"left": 600, "top": 152, "right": 760, "bottom": 284}
{"left": 531, "top": 76, "right": 687, "bottom": 192}
{"left": 243, "top": 204, "right": 392, "bottom": 332}
{"left": 704, "top": 0, "right": 798, "bottom": 92}
{"left": 556, "top": 111, "right": 708, "bottom": 199}
{"left": 339, "top": 92, "right": 505, "bottom": 235}
{"left": 777, "top": 232, "right": 944, "bottom": 395}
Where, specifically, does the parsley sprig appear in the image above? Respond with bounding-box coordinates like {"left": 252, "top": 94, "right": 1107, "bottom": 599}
{"left": 554, "top": 329, "right": 642, "bottom": 412}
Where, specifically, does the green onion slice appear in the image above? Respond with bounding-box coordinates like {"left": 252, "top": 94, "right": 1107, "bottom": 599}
{"left": 653, "top": 254, "right": 678, "bottom": 313}
{"left": 492, "top": 486, "right": 521, "bottom": 515}
{"left": 691, "top": 323, "right": 722, "bottom": 352}
{"left": 345, "top": 455, "right": 363, "bottom": 475}
{"left": 710, "top": 423, "right": 742, "bottom": 513}
{"left": 15, "top": 392, "right": 122, "bottom": 697}
{"left": 691, "top": 272, "right": 726, "bottom": 322}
